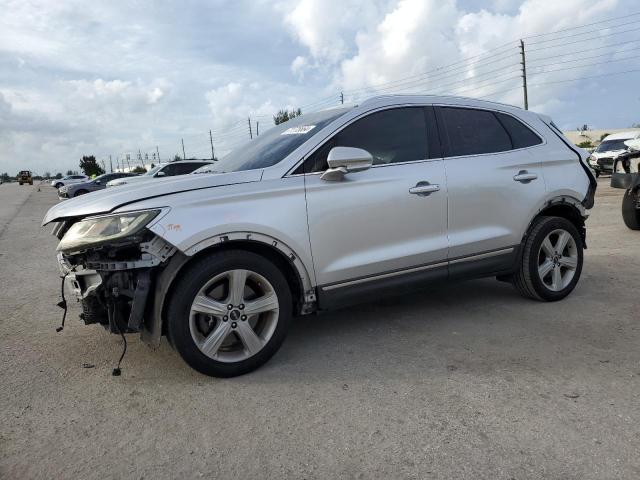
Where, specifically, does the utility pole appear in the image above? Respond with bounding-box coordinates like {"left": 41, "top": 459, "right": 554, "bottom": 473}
{"left": 125, "top": 154, "right": 131, "bottom": 172}
{"left": 109, "top": 155, "right": 113, "bottom": 173}
{"left": 340, "top": 91, "right": 344, "bottom": 104}
{"left": 101, "top": 160, "right": 106, "bottom": 173}
{"left": 156, "top": 146, "right": 161, "bottom": 163}
{"left": 248, "top": 117, "right": 253, "bottom": 139}
{"left": 209, "top": 129, "right": 215, "bottom": 160}
{"left": 181, "top": 138, "right": 186, "bottom": 160}
{"left": 519, "top": 39, "right": 529, "bottom": 110}
{"left": 256, "top": 121, "right": 259, "bottom": 137}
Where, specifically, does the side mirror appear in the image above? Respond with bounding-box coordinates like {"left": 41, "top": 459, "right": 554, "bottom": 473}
{"left": 94, "top": 180, "right": 101, "bottom": 185}
{"left": 320, "top": 147, "right": 373, "bottom": 181}
{"left": 156, "top": 171, "right": 166, "bottom": 177}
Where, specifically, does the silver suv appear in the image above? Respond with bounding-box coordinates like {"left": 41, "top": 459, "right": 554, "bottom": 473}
{"left": 43, "top": 96, "right": 596, "bottom": 377}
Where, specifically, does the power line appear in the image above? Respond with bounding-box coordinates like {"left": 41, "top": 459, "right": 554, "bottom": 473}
{"left": 528, "top": 44, "right": 640, "bottom": 66}
{"left": 526, "top": 27, "right": 640, "bottom": 52}
{"left": 528, "top": 56, "right": 640, "bottom": 75}
{"left": 525, "top": 18, "right": 640, "bottom": 45}
{"left": 522, "top": 11, "right": 640, "bottom": 39}
{"left": 527, "top": 67, "right": 640, "bottom": 87}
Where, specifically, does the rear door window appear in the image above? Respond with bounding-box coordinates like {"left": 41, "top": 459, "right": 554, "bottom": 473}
{"left": 439, "top": 107, "right": 512, "bottom": 157}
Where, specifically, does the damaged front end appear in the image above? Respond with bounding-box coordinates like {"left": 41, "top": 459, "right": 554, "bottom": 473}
{"left": 53, "top": 209, "right": 176, "bottom": 340}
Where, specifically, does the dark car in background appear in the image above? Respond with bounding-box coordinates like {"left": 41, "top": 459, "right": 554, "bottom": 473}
{"left": 58, "top": 172, "right": 138, "bottom": 199}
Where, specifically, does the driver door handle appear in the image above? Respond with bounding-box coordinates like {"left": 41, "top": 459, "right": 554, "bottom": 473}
{"left": 513, "top": 170, "right": 538, "bottom": 183}
{"left": 409, "top": 181, "right": 440, "bottom": 196}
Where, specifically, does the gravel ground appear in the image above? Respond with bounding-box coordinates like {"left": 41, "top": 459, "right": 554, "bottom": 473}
{"left": 0, "top": 179, "right": 638, "bottom": 479}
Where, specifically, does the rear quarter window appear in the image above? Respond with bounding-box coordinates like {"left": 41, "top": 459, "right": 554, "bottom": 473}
{"left": 495, "top": 113, "right": 542, "bottom": 149}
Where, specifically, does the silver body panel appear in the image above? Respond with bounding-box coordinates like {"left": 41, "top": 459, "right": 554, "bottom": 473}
{"left": 44, "top": 95, "right": 593, "bottom": 303}
{"left": 304, "top": 159, "right": 448, "bottom": 285}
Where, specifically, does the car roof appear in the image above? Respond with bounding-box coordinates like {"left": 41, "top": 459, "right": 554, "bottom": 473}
{"left": 602, "top": 131, "right": 640, "bottom": 141}
{"left": 165, "top": 160, "right": 214, "bottom": 164}
{"left": 360, "top": 94, "right": 524, "bottom": 112}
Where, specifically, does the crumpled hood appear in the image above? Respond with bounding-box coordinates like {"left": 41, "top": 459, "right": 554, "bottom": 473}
{"left": 42, "top": 169, "right": 262, "bottom": 225}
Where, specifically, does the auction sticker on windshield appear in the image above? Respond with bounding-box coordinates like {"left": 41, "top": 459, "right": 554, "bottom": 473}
{"left": 281, "top": 125, "right": 316, "bottom": 135}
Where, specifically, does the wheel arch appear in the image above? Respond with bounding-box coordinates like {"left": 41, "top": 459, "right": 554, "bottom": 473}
{"left": 143, "top": 233, "right": 315, "bottom": 348}
{"left": 525, "top": 196, "right": 587, "bottom": 248}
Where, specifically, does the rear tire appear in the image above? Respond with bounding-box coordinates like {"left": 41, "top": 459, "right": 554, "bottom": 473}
{"left": 513, "top": 216, "right": 583, "bottom": 301}
{"left": 167, "top": 250, "right": 293, "bottom": 377}
{"left": 621, "top": 189, "right": 640, "bottom": 230}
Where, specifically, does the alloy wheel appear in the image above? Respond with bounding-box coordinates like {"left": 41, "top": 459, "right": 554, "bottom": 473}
{"left": 189, "top": 269, "right": 279, "bottom": 363}
{"left": 537, "top": 228, "right": 578, "bottom": 292}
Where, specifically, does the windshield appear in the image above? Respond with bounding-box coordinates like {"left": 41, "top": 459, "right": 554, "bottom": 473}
{"left": 596, "top": 139, "right": 631, "bottom": 152}
{"left": 213, "top": 107, "right": 352, "bottom": 173}
{"left": 145, "top": 165, "right": 163, "bottom": 176}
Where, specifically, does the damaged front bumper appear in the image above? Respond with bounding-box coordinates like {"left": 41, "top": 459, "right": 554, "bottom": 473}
{"left": 58, "top": 233, "right": 176, "bottom": 343}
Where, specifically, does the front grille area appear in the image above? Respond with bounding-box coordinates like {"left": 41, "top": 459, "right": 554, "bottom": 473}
{"left": 597, "top": 157, "right": 613, "bottom": 167}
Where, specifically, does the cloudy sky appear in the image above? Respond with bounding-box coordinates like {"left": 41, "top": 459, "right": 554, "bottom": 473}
{"left": 1, "top": 0, "right": 639, "bottom": 174}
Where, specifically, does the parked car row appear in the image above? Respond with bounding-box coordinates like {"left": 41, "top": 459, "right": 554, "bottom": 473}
{"left": 57, "top": 172, "right": 136, "bottom": 198}
{"left": 52, "top": 161, "right": 214, "bottom": 199}
{"left": 105, "top": 161, "right": 212, "bottom": 187}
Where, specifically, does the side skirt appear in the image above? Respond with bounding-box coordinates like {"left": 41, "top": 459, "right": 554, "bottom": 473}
{"left": 316, "top": 246, "right": 520, "bottom": 310}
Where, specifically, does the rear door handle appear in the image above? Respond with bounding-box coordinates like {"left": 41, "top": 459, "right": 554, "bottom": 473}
{"left": 513, "top": 170, "right": 538, "bottom": 183}
{"left": 409, "top": 181, "right": 440, "bottom": 196}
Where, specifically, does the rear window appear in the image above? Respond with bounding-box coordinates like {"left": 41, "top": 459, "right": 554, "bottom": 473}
{"left": 440, "top": 107, "right": 511, "bottom": 156}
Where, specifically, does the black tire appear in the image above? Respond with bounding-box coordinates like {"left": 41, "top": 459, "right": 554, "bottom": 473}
{"left": 18, "top": 182, "right": 23, "bottom": 186}
{"left": 513, "top": 216, "right": 584, "bottom": 301}
{"left": 166, "top": 250, "right": 293, "bottom": 377}
{"left": 74, "top": 189, "right": 89, "bottom": 197}
{"left": 595, "top": 170, "right": 600, "bottom": 178}
{"left": 54, "top": 183, "right": 63, "bottom": 189}
{"left": 621, "top": 189, "right": 640, "bottom": 230}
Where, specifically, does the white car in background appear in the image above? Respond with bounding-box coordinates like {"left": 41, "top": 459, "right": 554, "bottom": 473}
{"left": 589, "top": 131, "right": 640, "bottom": 176}
{"left": 51, "top": 174, "right": 89, "bottom": 189}
{"left": 106, "top": 160, "right": 213, "bottom": 187}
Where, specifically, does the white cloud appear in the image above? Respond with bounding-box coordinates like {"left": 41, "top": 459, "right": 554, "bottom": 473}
{"left": 290, "top": 55, "right": 308, "bottom": 79}
{"left": 64, "top": 78, "right": 170, "bottom": 107}
{"left": 281, "top": 0, "right": 388, "bottom": 64}
{"left": 278, "top": 0, "right": 621, "bottom": 111}
{"left": 0, "top": 0, "right": 636, "bottom": 174}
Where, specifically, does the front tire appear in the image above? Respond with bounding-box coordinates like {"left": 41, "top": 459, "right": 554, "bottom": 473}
{"left": 167, "top": 250, "right": 293, "bottom": 377}
{"left": 54, "top": 182, "right": 63, "bottom": 189}
{"left": 74, "top": 189, "right": 88, "bottom": 197}
{"left": 513, "top": 216, "right": 583, "bottom": 301}
{"left": 622, "top": 189, "right": 640, "bottom": 230}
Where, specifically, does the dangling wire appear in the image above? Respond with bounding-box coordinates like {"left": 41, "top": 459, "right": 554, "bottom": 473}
{"left": 111, "top": 310, "right": 127, "bottom": 377}
{"left": 55, "top": 272, "right": 69, "bottom": 332}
